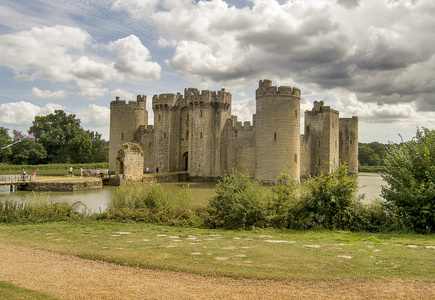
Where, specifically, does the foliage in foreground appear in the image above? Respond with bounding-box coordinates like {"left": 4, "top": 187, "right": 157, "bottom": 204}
{"left": 382, "top": 127, "right": 435, "bottom": 234}
{"left": 0, "top": 164, "right": 415, "bottom": 233}
{"left": 0, "top": 193, "right": 87, "bottom": 223}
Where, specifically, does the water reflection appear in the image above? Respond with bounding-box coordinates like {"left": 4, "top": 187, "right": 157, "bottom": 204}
{"left": 357, "top": 172, "right": 385, "bottom": 203}
{"left": 0, "top": 173, "right": 384, "bottom": 213}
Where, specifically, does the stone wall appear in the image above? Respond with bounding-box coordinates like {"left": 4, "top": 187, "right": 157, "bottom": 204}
{"left": 116, "top": 143, "right": 144, "bottom": 179}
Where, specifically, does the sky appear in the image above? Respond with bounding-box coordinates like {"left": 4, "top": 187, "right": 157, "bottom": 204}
{"left": 0, "top": 0, "right": 434, "bottom": 143}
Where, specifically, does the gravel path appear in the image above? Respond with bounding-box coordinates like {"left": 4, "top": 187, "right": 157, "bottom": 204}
{"left": 0, "top": 242, "right": 434, "bottom": 299}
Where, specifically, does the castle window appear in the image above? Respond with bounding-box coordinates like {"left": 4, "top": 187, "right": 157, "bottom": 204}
{"left": 295, "top": 109, "right": 297, "bottom": 118}
{"left": 164, "top": 132, "right": 167, "bottom": 138}
{"left": 200, "top": 132, "right": 203, "bottom": 139}
{"left": 318, "top": 158, "right": 321, "bottom": 166}
{"left": 121, "top": 133, "right": 124, "bottom": 140}
{"left": 200, "top": 110, "right": 203, "bottom": 117}
{"left": 274, "top": 132, "right": 277, "bottom": 141}
{"left": 335, "top": 140, "right": 337, "bottom": 148}
{"left": 294, "top": 154, "right": 297, "bottom": 163}
{"left": 186, "top": 130, "right": 189, "bottom": 140}
{"left": 350, "top": 140, "right": 352, "bottom": 145}
{"left": 318, "top": 141, "right": 321, "bottom": 147}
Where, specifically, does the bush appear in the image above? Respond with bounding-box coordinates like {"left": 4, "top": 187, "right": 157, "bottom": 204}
{"left": 206, "top": 173, "right": 268, "bottom": 229}
{"left": 381, "top": 127, "right": 435, "bottom": 233}
{"left": 267, "top": 173, "right": 298, "bottom": 228}
{"left": 297, "top": 164, "right": 359, "bottom": 230}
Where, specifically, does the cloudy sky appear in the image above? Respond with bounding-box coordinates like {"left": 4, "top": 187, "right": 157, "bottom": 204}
{"left": 0, "top": 0, "right": 434, "bottom": 143}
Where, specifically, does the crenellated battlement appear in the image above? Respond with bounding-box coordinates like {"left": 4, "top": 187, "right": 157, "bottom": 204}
{"left": 309, "top": 101, "right": 339, "bottom": 115}
{"left": 227, "top": 115, "right": 253, "bottom": 131}
{"left": 152, "top": 92, "right": 184, "bottom": 108}
{"left": 256, "top": 79, "right": 301, "bottom": 98}
{"left": 110, "top": 95, "right": 146, "bottom": 110}
{"left": 185, "top": 88, "right": 231, "bottom": 106}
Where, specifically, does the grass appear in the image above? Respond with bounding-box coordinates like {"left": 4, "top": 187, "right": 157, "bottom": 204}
{"left": 0, "top": 221, "right": 433, "bottom": 281}
{"left": 0, "top": 281, "right": 59, "bottom": 300}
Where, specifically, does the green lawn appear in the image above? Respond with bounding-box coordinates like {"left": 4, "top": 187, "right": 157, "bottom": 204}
{"left": 0, "top": 221, "right": 433, "bottom": 281}
{"left": 0, "top": 281, "right": 59, "bottom": 300}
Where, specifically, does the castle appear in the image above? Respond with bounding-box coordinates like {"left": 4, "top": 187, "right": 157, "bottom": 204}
{"left": 109, "top": 79, "right": 358, "bottom": 182}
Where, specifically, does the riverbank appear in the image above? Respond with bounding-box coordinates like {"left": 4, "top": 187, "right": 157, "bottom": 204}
{"left": 18, "top": 176, "right": 102, "bottom": 192}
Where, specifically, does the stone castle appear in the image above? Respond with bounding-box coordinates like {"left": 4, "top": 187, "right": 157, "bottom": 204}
{"left": 109, "top": 79, "right": 358, "bottom": 182}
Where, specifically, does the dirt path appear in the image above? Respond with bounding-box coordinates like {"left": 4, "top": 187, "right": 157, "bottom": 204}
{"left": 0, "top": 242, "right": 434, "bottom": 299}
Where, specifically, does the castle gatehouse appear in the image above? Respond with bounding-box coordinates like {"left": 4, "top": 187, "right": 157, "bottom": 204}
{"left": 109, "top": 79, "right": 358, "bottom": 182}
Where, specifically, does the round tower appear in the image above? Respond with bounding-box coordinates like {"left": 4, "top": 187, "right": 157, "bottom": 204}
{"left": 109, "top": 96, "right": 148, "bottom": 172}
{"left": 255, "top": 79, "right": 301, "bottom": 183}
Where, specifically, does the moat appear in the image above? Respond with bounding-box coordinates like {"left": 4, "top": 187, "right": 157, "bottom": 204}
{"left": 0, "top": 173, "right": 383, "bottom": 214}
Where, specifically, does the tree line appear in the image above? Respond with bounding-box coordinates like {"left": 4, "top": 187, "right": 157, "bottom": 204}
{"left": 0, "top": 110, "right": 108, "bottom": 165}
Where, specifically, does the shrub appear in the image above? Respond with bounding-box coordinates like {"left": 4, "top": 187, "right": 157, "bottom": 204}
{"left": 267, "top": 173, "right": 299, "bottom": 228}
{"left": 206, "top": 173, "right": 268, "bottom": 229}
{"left": 298, "top": 164, "right": 359, "bottom": 230}
{"left": 381, "top": 127, "right": 435, "bottom": 233}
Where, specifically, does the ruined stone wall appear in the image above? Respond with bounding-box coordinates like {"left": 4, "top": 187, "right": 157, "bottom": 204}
{"left": 339, "top": 117, "right": 359, "bottom": 175}
{"left": 255, "top": 80, "right": 301, "bottom": 183}
{"left": 109, "top": 96, "right": 147, "bottom": 171}
{"left": 116, "top": 143, "right": 144, "bottom": 180}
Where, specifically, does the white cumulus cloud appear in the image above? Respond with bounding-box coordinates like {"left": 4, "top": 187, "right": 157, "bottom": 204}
{"left": 113, "top": 35, "right": 161, "bottom": 79}
{"left": 31, "top": 87, "right": 67, "bottom": 99}
{"left": 0, "top": 101, "right": 63, "bottom": 125}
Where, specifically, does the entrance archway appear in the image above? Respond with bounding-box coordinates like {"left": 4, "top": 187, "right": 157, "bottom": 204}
{"left": 183, "top": 152, "right": 188, "bottom": 171}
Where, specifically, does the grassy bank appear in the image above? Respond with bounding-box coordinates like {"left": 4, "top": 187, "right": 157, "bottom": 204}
{"left": 0, "top": 221, "right": 433, "bottom": 281}
{"left": 0, "top": 281, "right": 59, "bottom": 300}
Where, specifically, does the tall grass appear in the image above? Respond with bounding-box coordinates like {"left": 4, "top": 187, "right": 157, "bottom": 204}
{"left": 98, "top": 181, "right": 204, "bottom": 227}
{"left": 0, "top": 193, "right": 87, "bottom": 223}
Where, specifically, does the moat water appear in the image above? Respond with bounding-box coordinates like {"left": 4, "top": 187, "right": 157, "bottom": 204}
{"left": 0, "top": 172, "right": 384, "bottom": 214}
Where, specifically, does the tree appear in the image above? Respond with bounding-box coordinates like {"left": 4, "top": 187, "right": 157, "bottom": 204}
{"left": 9, "top": 138, "right": 47, "bottom": 165}
{"left": 29, "top": 110, "right": 92, "bottom": 164}
{"left": 381, "top": 127, "right": 435, "bottom": 233}
{"left": 358, "top": 142, "right": 387, "bottom": 166}
{"left": 0, "top": 127, "right": 12, "bottom": 163}
{"left": 86, "top": 130, "right": 109, "bottom": 163}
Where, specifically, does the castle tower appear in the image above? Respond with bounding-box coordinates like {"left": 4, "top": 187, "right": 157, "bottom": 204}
{"left": 304, "top": 101, "right": 339, "bottom": 176}
{"left": 109, "top": 96, "right": 147, "bottom": 172}
{"left": 186, "top": 88, "right": 231, "bottom": 177}
{"left": 339, "top": 117, "right": 359, "bottom": 175}
{"left": 255, "top": 79, "right": 301, "bottom": 183}
{"left": 152, "top": 93, "right": 181, "bottom": 173}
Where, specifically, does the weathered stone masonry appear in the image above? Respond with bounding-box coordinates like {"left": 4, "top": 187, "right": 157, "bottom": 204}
{"left": 109, "top": 79, "right": 358, "bottom": 182}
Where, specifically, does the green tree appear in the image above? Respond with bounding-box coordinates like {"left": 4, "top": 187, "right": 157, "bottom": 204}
{"left": 381, "top": 127, "right": 435, "bottom": 233}
{"left": 29, "top": 110, "right": 92, "bottom": 164}
{"left": 9, "top": 138, "right": 47, "bottom": 165}
{"left": 0, "top": 127, "right": 12, "bottom": 163}
{"left": 86, "top": 130, "right": 109, "bottom": 163}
